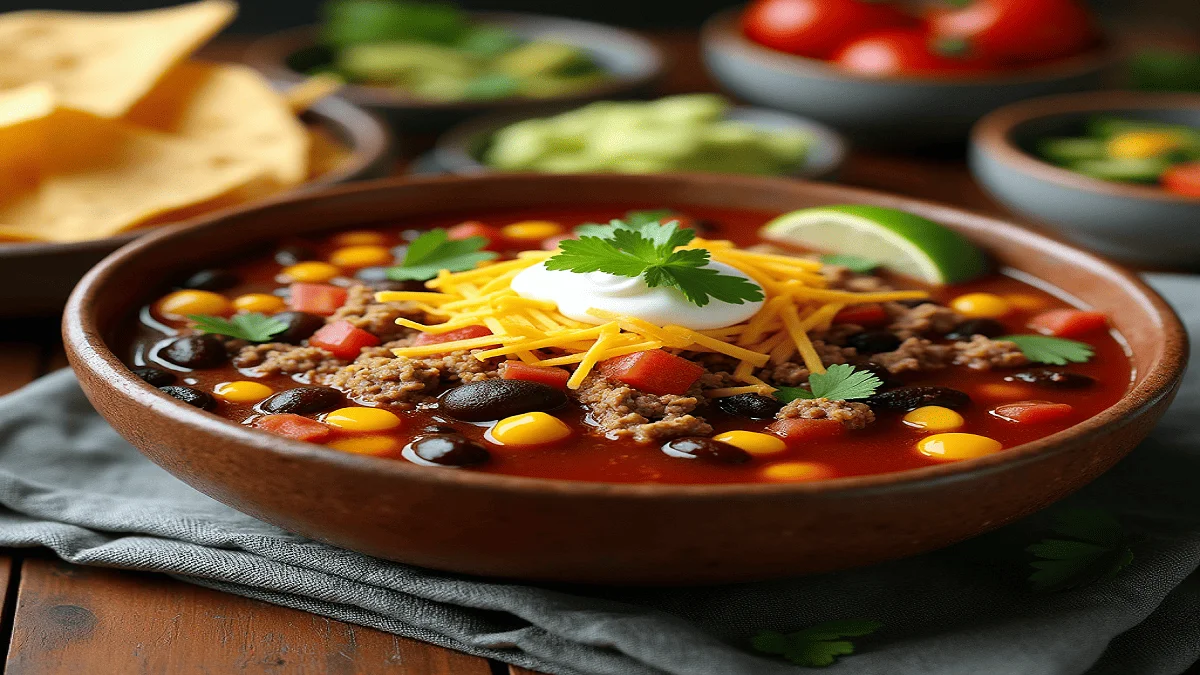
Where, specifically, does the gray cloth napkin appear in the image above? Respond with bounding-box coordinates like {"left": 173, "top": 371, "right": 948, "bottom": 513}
{"left": 2, "top": 275, "right": 1199, "bottom": 675}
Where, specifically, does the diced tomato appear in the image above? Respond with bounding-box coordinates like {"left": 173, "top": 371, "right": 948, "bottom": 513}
{"left": 446, "top": 221, "right": 503, "bottom": 250}
{"left": 1162, "top": 162, "right": 1200, "bottom": 198}
{"left": 1028, "top": 309, "right": 1108, "bottom": 338}
{"left": 309, "top": 320, "right": 381, "bottom": 358}
{"left": 253, "top": 414, "right": 331, "bottom": 442}
{"left": 597, "top": 349, "right": 706, "bottom": 396}
{"left": 288, "top": 283, "right": 348, "bottom": 316}
{"left": 502, "top": 362, "right": 571, "bottom": 389}
{"left": 833, "top": 303, "right": 888, "bottom": 327}
{"left": 767, "top": 418, "right": 845, "bottom": 444}
{"left": 412, "top": 325, "right": 493, "bottom": 346}
{"left": 541, "top": 233, "right": 576, "bottom": 251}
{"left": 992, "top": 401, "right": 1074, "bottom": 424}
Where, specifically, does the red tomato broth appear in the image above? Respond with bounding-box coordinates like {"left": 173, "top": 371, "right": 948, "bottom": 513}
{"left": 121, "top": 206, "right": 1133, "bottom": 485}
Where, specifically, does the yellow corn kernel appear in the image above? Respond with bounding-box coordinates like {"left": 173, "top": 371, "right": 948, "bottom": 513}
{"left": 1003, "top": 293, "right": 1047, "bottom": 312}
{"left": 1107, "top": 131, "right": 1182, "bottom": 160}
{"left": 333, "top": 230, "right": 387, "bottom": 246}
{"left": 488, "top": 412, "right": 571, "bottom": 446}
{"left": 903, "top": 406, "right": 965, "bottom": 432}
{"left": 324, "top": 407, "right": 402, "bottom": 432}
{"left": 713, "top": 430, "right": 787, "bottom": 456}
{"left": 157, "top": 290, "right": 232, "bottom": 319}
{"left": 232, "top": 293, "right": 287, "bottom": 314}
{"left": 917, "top": 433, "right": 1002, "bottom": 461}
{"left": 329, "top": 245, "right": 393, "bottom": 268}
{"left": 501, "top": 220, "right": 564, "bottom": 242}
{"left": 761, "top": 461, "right": 835, "bottom": 481}
{"left": 327, "top": 435, "right": 399, "bottom": 455}
{"left": 280, "top": 261, "right": 341, "bottom": 283}
{"left": 950, "top": 293, "right": 1011, "bottom": 319}
{"left": 213, "top": 381, "right": 275, "bottom": 404}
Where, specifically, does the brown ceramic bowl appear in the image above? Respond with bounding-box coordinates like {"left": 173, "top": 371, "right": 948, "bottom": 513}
{"left": 64, "top": 174, "right": 1185, "bottom": 585}
{"left": 0, "top": 96, "right": 393, "bottom": 318}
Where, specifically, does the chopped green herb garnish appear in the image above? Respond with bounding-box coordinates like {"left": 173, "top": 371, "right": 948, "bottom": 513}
{"left": 187, "top": 313, "right": 288, "bottom": 343}
{"left": 999, "top": 335, "right": 1094, "bottom": 366}
{"left": 820, "top": 253, "right": 879, "bottom": 273}
{"left": 386, "top": 228, "right": 498, "bottom": 281}
{"left": 776, "top": 364, "right": 882, "bottom": 403}
{"left": 1028, "top": 508, "right": 1133, "bottom": 592}
{"left": 752, "top": 619, "right": 882, "bottom": 667}
{"left": 547, "top": 218, "right": 763, "bottom": 308}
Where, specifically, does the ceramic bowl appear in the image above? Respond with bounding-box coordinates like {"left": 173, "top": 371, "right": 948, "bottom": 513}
{"left": 0, "top": 96, "right": 393, "bottom": 318}
{"left": 64, "top": 173, "right": 1185, "bottom": 585}
{"left": 701, "top": 9, "right": 1117, "bottom": 146}
{"left": 971, "top": 92, "right": 1200, "bottom": 266}
{"left": 244, "top": 13, "right": 665, "bottom": 131}
{"left": 433, "top": 104, "right": 847, "bottom": 179}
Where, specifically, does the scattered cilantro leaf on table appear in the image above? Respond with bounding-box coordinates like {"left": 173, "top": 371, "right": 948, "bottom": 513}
{"left": 1028, "top": 508, "right": 1133, "bottom": 592}
{"left": 999, "top": 335, "right": 1094, "bottom": 366}
{"left": 776, "top": 364, "right": 882, "bottom": 403}
{"left": 752, "top": 619, "right": 882, "bottom": 667}
{"left": 187, "top": 313, "right": 288, "bottom": 343}
{"left": 386, "top": 228, "right": 498, "bottom": 281}
{"left": 820, "top": 254, "right": 879, "bottom": 273}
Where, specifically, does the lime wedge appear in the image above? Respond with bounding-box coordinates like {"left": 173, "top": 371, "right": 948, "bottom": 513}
{"left": 760, "top": 204, "right": 990, "bottom": 284}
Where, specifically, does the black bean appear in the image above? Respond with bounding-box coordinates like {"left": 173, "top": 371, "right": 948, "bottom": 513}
{"left": 130, "top": 366, "right": 176, "bottom": 387}
{"left": 896, "top": 299, "right": 941, "bottom": 308}
{"left": 422, "top": 424, "right": 460, "bottom": 434}
{"left": 867, "top": 385, "right": 971, "bottom": 411}
{"left": 180, "top": 268, "right": 238, "bottom": 292}
{"left": 852, "top": 362, "right": 900, "bottom": 391}
{"left": 274, "top": 244, "right": 316, "bottom": 266}
{"left": 270, "top": 311, "right": 325, "bottom": 344}
{"left": 159, "top": 385, "right": 215, "bottom": 410}
{"left": 406, "top": 434, "right": 491, "bottom": 467}
{"left": 439, "top": 380, "right": 567, "bottom": 422}
{"left": 945, "top": 318, "right": 1007, "bottom": 340}
{"left": 693, "top": 219, "right": 720, "bottom": 234}
{"left": 662, "top": 437, "right": 752, "bottom": 464}
{"left": 260, "top": 387, "right": 342, "bottom": 415}
{"left": 715, "top": 393, "right": 782, "bottom": 420}
{"left": 355, "top": 267, "right": 425, "bottom": 292}
{"left": 160, "top": 334, "right": 228, "bottom": 369}
{"left": 1006, "top": 369, "right": 1096, "bottom": 389}
{"left": 847, "top": 330, "right": 903, "bottom": 355}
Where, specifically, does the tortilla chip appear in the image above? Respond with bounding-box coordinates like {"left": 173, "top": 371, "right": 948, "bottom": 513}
{"left": 0, "top": 1, "right": 236, "bottom": 118}
{"left": 0, "top": 84, "right": 55, "bottom": 198}
{"left": 284, "top": 74, "right": 344, "bottom": 114}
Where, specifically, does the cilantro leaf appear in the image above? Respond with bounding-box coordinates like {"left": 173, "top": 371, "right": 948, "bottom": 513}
{"left": 776, "top": 364, "right": 882, "bottom": 402}
{"left": 998, "top": 335, "right": 1094, "bottom": 366}
{"left": 1028, "top": 508, "right": 1133, "bottom": 592}
{"left": 187, "top": 313, "right": 288, "bottom": 343}
{"left": 752, "top": 619, "right": 882, "bottom": 667}
{"left": 386, "top": 228, "right": 498, "bottom": 281}
{"left": 545, "top": 236, "right": 649, "bottom": 276}
{"left": 820, "top": 254, "right": 879, "bottom": 274}
{"left": 625, "top": 209, "right": 677, "bottom": 226}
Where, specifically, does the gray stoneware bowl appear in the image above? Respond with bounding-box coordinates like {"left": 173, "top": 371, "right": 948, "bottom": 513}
{"left": 970, "top": 92, "right": 1200, "bottom": 266}
{"left": 245, "top": 13, "right": 664, "bottom": 131}
{"left": 434, "top": 104, "right": 848, "bottom": 179}
{"left": 701, "top": 8, "right": 1117, "bottom": 146}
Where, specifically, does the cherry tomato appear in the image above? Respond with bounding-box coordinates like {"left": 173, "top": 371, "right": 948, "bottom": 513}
{"left": 991, "top": 401, "right": 1074, "bottom": 424}
{"left": 1162, "top": 162, "right": 1200, "bottom": 198}
{"left": 833, "top": 29, "right": 987, "bottom": 77}
{"left": 741, "top": 0, "right": 914, "bottom": 60}
{"left": 926, "top": 0, "right": 1096, "bottom": 66}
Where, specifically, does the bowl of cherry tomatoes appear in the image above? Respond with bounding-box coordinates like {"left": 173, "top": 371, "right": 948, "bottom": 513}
{"left": 702, "top": 0, "right": 1117, "bottom": 145}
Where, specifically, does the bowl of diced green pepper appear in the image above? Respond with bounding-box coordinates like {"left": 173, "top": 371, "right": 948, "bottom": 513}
{"left": 245, "top": 1, "right": 664, "bottom": 129}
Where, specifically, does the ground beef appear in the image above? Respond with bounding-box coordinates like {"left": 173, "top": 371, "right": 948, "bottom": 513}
{"left": 758, "top": 340, "right": 857, "bottom": 386}
{"left": 233, "top": 344, "right": 346, "bottom": 384}
{"left": 952, "top": 335, "right": 1029, "bottom": 370}
{"left": 328, "top": 349, "right": 500, "bottom": 408}
{"left": 885, "top": 302, "right": 962, "bottom": 340}
{"left": 574, "top": 375, "right": 710, "bottom": 443}
{"left": 810, "top": 323, "right": 866, "bottom": 347}
{"left": 869, "top": 337, "right": 954, "bottom": 374}
{"left": 776, "top": 397, "right": 875, "bottom": 429}
{"left": 328, "top": 284, "right": 423, "bottom": 341}
{"left": 821, "top": 265, "right": 893, "bottom": 292}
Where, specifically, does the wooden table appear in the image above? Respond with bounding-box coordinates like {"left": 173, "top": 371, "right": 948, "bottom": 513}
{"left": 0, "top": 31, "right": 1194, "bottom": 675}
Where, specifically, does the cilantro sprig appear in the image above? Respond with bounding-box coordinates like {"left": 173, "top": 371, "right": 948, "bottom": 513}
{"left": 775, "top": 364, "right": 883, "bottom": 403}
{"left": 1028, "top": 508, "right": 1133, "bottom": 592}
{"left": 386, "top": 228, "right": 498, "bottom": 281}
{"left": 752, "top": 619, "right": 882, "bottom": 667}
{"left": 188, "top": 313, "right": 288, "bottom": 343}
{"left": 820, "top": 253, "right": 879, "bottom": 274}
{"left": 547, "top": 218, "right": 763, "bottom": 308}
{"left": 999, "top": 335, "right": 1094, "bottom": 366}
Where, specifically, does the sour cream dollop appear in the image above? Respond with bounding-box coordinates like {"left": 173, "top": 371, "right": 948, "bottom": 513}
{"left": 510, "top": 261, "right": 764, "bottom": 330}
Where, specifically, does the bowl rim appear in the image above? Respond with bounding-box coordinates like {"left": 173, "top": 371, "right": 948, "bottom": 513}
{"left": 64, "top": 173, "right": 1187, "bottom": 501}
{"left": 243, "top": 13, "right": 666, "bottom": 112}
{"left": 701, "top": 7, "right": 1119, "bottom": 86}
{"left": 431, "top": 101, "right": 849, "bottom": 179}
{"left": 0, "top": 95, "right": 393, "bottom": 257}
{"left": 972, "top": 90, "right": 1200, "bottom": 205}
